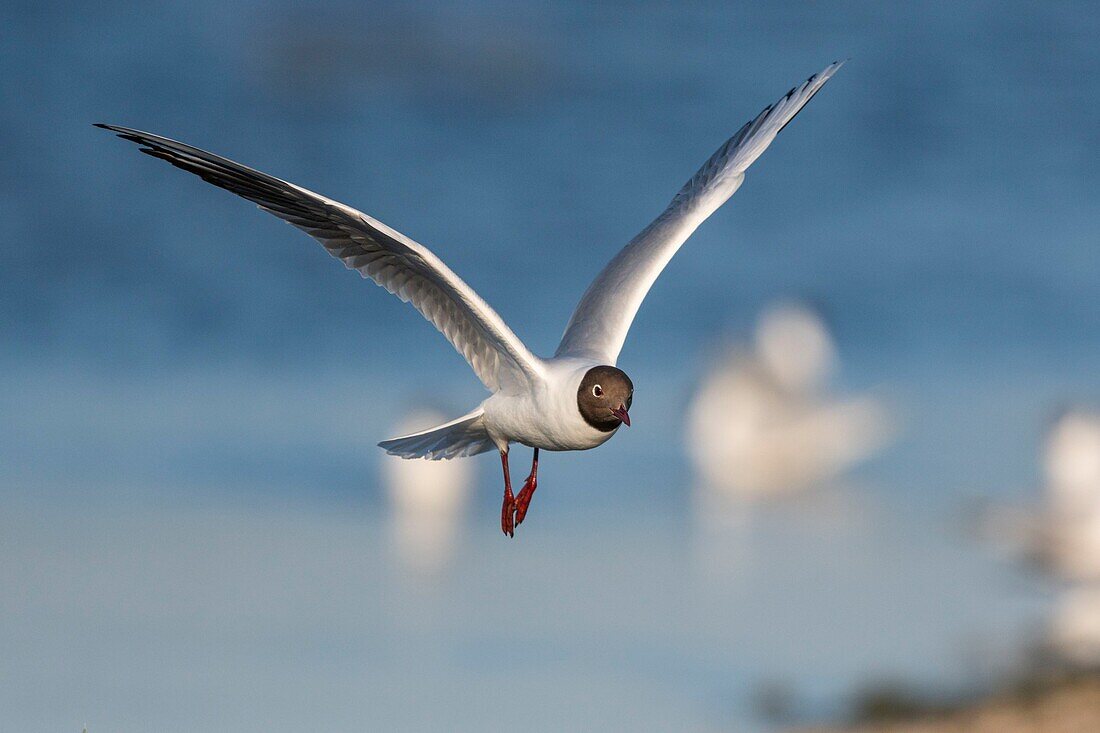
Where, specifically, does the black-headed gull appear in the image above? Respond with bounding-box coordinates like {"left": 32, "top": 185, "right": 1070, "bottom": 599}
{"left": 97, "top": 61, "right": 843, "bottom": 536}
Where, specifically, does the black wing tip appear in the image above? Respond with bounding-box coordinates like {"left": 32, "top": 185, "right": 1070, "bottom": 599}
{"left": 775, "top": 62, "right": 845, "bottom": 136}
{"left": 94, "top": 123, "right": 148, "bottom": 146}
{"left": 94, "top": 124, "right": 168, "bottom": 154}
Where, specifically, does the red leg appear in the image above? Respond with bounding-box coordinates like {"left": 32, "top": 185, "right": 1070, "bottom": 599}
{"left": 500, "top": 450, "right": 516, "bottom": 537}
{"left": 514, "top": 448, "right": 539, "bottom": 526}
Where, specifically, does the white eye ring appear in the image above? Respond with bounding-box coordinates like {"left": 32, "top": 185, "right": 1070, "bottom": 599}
{"left": 592, "top": 384, "right": 603, "bottom": 398}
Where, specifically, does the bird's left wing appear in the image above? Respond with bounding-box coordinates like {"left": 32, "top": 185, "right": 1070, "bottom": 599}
{"left": 555, "top": 61, "right": 844, "bottom": 365}
{"left": 96, "top": 125, "right": 544, "bottom": 393}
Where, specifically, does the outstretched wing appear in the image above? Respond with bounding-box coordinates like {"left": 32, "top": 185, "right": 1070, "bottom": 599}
{"left": 97, "top": 125, "right": 544, "bottom": 393}
{"left": 555, "top": 61, "right": 844, "bottom": 364}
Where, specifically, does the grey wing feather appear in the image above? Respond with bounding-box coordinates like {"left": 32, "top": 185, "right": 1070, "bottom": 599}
{"left": 96, "top": 124, "right": 544, "bottom": 394}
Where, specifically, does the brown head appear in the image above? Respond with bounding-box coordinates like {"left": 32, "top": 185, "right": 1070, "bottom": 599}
{"left": 577, "top": 366, "right": 634, "bottom": 432}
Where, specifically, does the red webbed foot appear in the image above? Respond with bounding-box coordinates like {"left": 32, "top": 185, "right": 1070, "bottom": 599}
{"left": 501, "top": 486, "right": 516, "bottom": 537}
{"left": 514, "top": 448, "right": 539, "bottom": 527}
{"left": 514, "top": 475, "right": 537, "bottom": 526}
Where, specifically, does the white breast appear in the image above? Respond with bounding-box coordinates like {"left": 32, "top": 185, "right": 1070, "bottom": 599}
{"left": 480, "top": 359, "right": 620, "bottom": 452}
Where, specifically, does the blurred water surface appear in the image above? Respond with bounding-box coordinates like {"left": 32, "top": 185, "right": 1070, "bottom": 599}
{"left": 1, "top": 1, "right": 1098, "bottom": 730}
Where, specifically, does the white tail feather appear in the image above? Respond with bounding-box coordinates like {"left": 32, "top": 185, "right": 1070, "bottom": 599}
{"left": 378, "top": 408, "right": 495, "bottom": 460}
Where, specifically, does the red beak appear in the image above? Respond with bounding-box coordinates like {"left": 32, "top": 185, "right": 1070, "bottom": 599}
{"left": 611, "top": 404, "right": 631, "bottom": 427}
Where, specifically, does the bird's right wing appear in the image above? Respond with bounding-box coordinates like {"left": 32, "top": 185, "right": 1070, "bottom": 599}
{"left": 555, "top": 62, "right": 844, "bottom": 365}
{"left": 97, "top": 125, "right": 545, "bottom": 393}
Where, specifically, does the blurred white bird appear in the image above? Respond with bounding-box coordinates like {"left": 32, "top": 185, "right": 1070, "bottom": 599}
{"left": 1050, "top": 585, "right": 1100, "bottom": 667}
{"left": 98, "top": 62, "right": 844, "bottom": 535}
{"left": 1039, "top": 411, "right": 1100, "bottom": 581}
{"left": 984, "top": 411, "right": 1100, "bottom": 579}
{"left": 977, "top": 410, "right": 1100, "bottom": 666}
{"left": 1038, "top": 411, "right": 1100, "bottom": 667}
{"left": 687, "top": 303, "right": 892, "bottom": 500}
{"left": 384, "top": 410, "right": 474, "bottom": 576}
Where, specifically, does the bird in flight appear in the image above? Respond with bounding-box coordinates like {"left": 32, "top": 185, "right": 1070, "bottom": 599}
{"left": 98, "top": 61, "right": 843, "bottom": 536}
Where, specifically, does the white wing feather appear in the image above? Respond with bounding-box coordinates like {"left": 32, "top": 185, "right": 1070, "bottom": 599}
{"left": 555, "top": 61, "right": 845, "bottom": 364}
{"left": 97, "top": 124, "right": 544, "bottom": 393}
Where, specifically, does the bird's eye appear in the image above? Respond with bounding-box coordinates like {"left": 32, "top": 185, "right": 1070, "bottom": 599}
{"left": 592, "top": 385, "right": 603, "bottom": 398}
